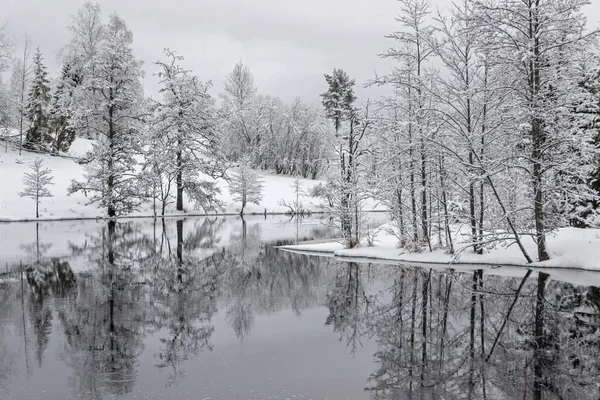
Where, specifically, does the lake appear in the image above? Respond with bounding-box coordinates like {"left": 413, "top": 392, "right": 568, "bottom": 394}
{"left": 0, "top": 214, "right": 599, "bottom": 399}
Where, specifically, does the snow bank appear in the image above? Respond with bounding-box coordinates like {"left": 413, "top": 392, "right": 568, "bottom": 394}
{"left": 280, "top": 224, "right": 600, "bottom": 274}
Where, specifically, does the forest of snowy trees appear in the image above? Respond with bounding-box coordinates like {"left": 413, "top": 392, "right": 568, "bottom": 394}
{"left": 0, "top": 0, "right": 599, "bottom": 263}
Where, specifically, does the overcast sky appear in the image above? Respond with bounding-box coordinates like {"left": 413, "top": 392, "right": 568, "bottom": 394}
{"left": 4, "top": 0, "right": 600, "bottom": 103}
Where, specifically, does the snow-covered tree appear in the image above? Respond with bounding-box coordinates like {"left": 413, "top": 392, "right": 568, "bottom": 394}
{"left": 18, "top": 158, "right": 54, "bottom": 218}
{"left": 324, "top": 102, "right": 374, "bottom": 248}
{"left": 0, "top": 22, "right": 12, "bottom": 72}
{"left": 472, "top": 0, "right": 599, "bottom": 261}
{"left": 10, "top": 35, "right": 32, "bottom": 155}
{"left": 0, "top": 24, "right": 14, "bottom": 144}
{"left": 49, "top": 61, "right": 80, "bottom": 152}
{"left": 68, "top": 13, "right": 145, "bottom": 217}
{"left": 140, "top": 110, "right": 176, "bottom": 216}
{"left": 151, "top": 48, "right": 226, "bottom": 213}
{"left": 228, "top": 155, "right": 264, "bottom": 215}
{"left": 219, "top": 61, "right": 258, "bottom": 160}
{"left": 321, "top": 69, "right": 356, "bottom": 137}
{"left": 63, "top": 2, "right": 104, "bottom": 140}
{"left": 567, "top": 53, "right": 600, "bottom": 226}
{"left": 0, "top": 79, "right": 13, "bottom": 151}
{"left": 321, "top": 68, "right": 370, "bottom": 247}
{"left": 370, "top": 0, "right": 437, "bottom": 250}
{"left": 24, "top": 47, "right": 50, "bottom": 150}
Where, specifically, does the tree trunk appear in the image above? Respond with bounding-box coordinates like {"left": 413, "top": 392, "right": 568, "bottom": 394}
{"left": 530, "top": 2, "right": 549, "bottom": 262}
{"left": 439, "top": 156, "right": 454, "bottom": 254}
{"left": 420, "top": 140, "right": 428, "bottom": 243}
{"left": 176, "top": 145, "right": 183, "bottom": 212}
{"left": 469, "top": 151, "right": 477, "bottom": 253}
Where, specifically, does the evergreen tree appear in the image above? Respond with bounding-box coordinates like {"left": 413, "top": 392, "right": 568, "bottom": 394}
{"left": 24, "top": 47, "right": 51, "bottom": 150}
{"left": 321, "top": 68, "right": 362, "bottom": 247}
{"left": 50, "top": 62, "right": 80, "bottom": 152}
{"left": 320, "top": 68, "right": 356, "bottom": 137}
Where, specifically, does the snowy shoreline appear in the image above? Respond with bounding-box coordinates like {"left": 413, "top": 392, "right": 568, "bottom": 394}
{"left": 279, "top": 225, "right": 600, "bottom": 273}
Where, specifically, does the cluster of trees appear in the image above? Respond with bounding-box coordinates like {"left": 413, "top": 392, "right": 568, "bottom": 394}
{"left": 362, "top": 0, "right": 600, "bottom": 262}
{"left": 0, "top": 3, "right": 336, "bottom": 219}
{"left": 1, "top": 4, "right": 228, "bottom": 217}
{"left": 219, "top": 61, "right": 331, "bottom": 179}
{"left": 2, "top": 0, "right": 600, "bottom": 262}
{"left": 0, "top": 36, "right": 78, "bottom": 153}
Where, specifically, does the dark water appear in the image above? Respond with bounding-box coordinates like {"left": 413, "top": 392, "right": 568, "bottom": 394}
{"left": 0, "top": 215, "right": 599, "bottom": 400}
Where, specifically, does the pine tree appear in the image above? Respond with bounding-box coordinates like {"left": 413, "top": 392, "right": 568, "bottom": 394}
{"left": 18, "top": 158, "right": 54, "bottom": 218}
{"left": 24, "top": 47, "right": 51, "bottom": 150}
{"left": 321, "top": 68, "right": 360, "bottom": 246}
{"left": 228, "top": 155, "right": 264, "bottom": 215}
{"left": 50, "top": 62, "right": 80, "bottom": 152}
{"left": 321, "top": 69, "right": 356, "bottom": 137}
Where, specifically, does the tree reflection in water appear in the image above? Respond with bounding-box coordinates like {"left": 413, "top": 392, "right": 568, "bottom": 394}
{"left": 1, "top": 217, "right": 599, "bottom": 399}
{"left": 144, "top": 218, "right": 220, "bottom": 386}
{"left": 336, "top": 266, "right": 600, "bottom": 400}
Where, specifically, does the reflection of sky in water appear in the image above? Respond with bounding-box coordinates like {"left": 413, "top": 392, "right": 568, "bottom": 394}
{"left": 0, "top": 213, "right": 598, "bottom": 400}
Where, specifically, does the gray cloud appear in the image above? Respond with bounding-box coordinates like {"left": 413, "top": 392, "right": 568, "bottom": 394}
{"left": 4, "top": 0, "right": 599, "bottom": 103}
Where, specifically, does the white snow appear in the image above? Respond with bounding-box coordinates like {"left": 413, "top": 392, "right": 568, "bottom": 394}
{"left": 280, "top": 223, "right": 600, "bottom": 281}
{"left": 0, "top": 138, "right": 382, "bottom": 221}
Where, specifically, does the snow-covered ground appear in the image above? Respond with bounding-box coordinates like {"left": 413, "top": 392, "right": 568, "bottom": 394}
{"left": 280, "top": 223, "right": 600, "bottom": 280}
{"left": 0, "top": 138, "right": 382, "bottom": 221}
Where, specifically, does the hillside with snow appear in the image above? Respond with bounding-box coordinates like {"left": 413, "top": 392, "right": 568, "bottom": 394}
{"left": 0, "top": 138, "right": 380, "bottom": 221}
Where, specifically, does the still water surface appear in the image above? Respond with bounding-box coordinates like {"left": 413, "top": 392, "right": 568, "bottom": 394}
{"left": 0, "top": 214, "right": 598, "bottom": 399}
